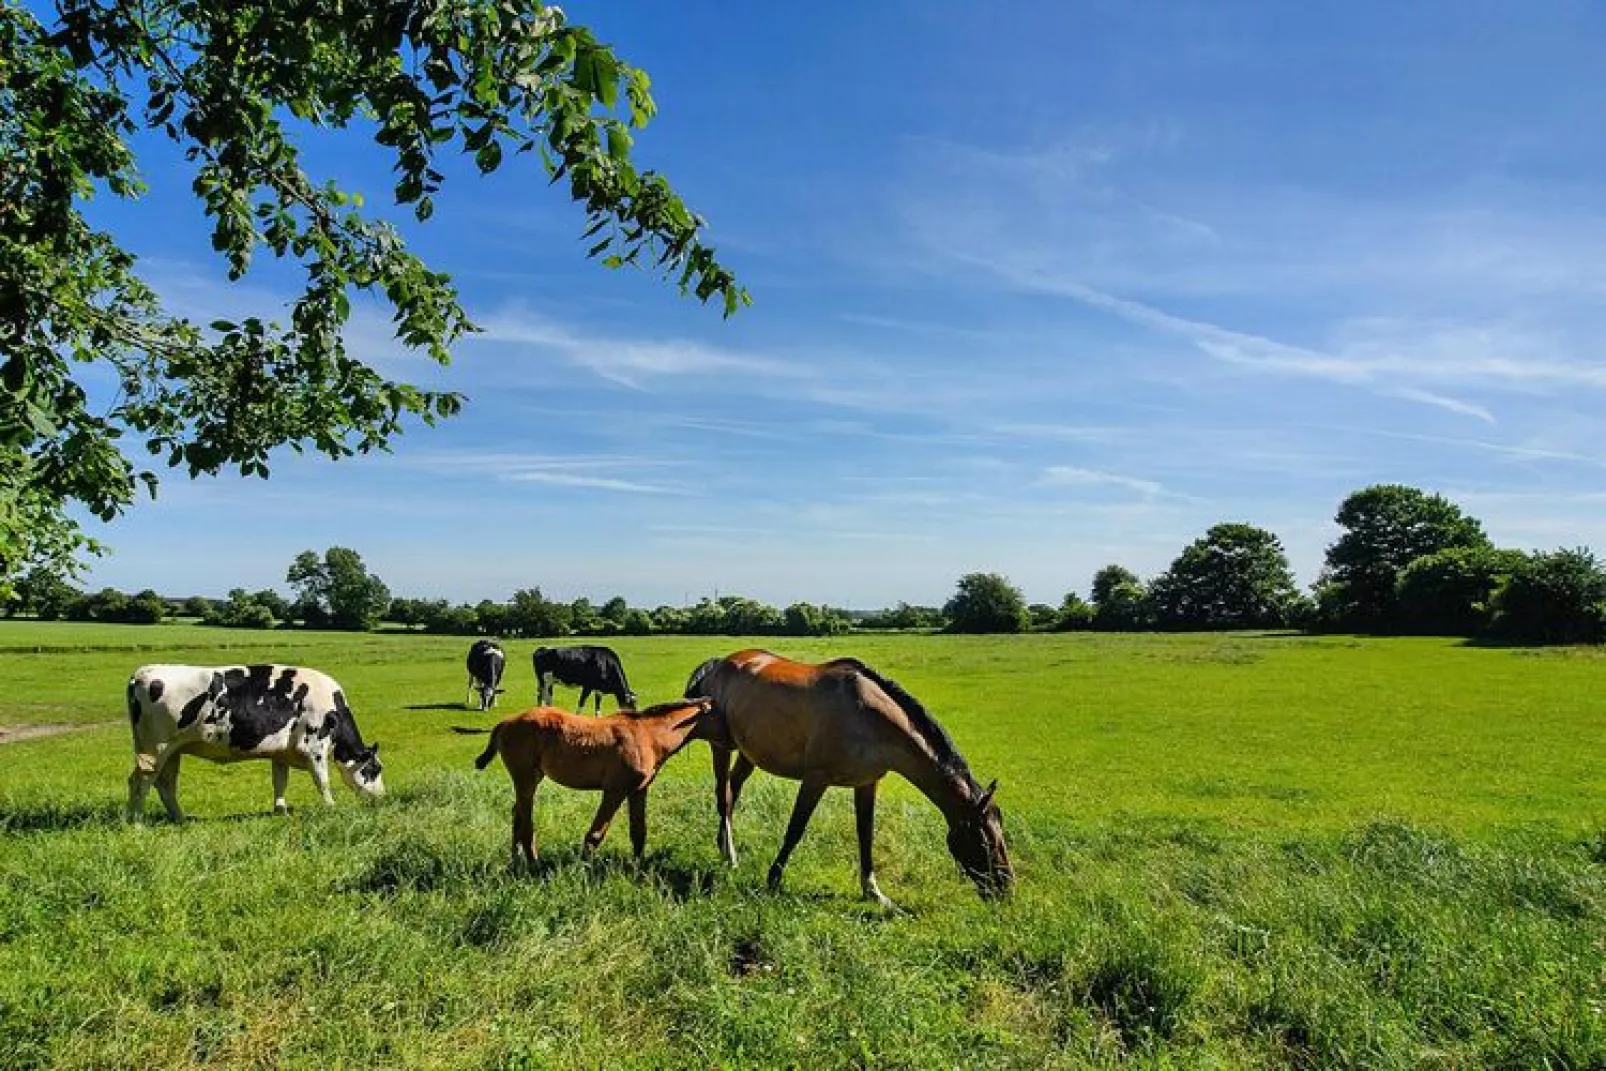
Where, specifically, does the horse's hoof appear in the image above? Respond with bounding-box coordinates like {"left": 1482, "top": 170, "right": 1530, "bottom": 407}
{"left": 766, "top": 866, "right": 784, "bottom": 891}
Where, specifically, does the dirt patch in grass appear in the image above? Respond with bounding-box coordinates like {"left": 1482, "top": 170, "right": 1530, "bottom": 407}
{"left": 0, "top": 722, "right": 115, "bottom": 745}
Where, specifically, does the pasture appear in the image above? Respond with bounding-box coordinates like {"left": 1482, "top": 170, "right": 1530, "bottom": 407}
{"left": 0, "top": 623, "right": 1602, "bottom": 1067}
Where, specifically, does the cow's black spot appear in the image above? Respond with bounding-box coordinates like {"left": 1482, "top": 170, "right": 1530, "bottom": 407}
{"left": 177, "top": 687, "right": 212, "bottom": 730}
{"left": 224, "top": 664, "right": 301, "bottom": 752}
{"left": 147, "top": 679, "right": 165, "bottom": 703}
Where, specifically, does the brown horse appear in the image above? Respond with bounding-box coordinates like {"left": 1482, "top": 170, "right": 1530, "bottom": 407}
{"left": 685, "top": 650, "right": 1014, "bottom": 905}
{"left": 456, "top": 697, "right": 716, "bottom": 869}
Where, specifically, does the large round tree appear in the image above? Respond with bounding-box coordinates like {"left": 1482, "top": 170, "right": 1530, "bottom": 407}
{"left": 1147, "top": 523, "right": 1300, "bottom": 630}
{"left": 1318, "top": 485, "right": 1489, "bottom": 632}
{"left": 944, "top": 572, "right": 1029, "bottom": 634}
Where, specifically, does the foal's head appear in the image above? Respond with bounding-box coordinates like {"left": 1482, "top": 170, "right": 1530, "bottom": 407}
{"left": 945, "top": 779, "right": 1014, "bottom": 899}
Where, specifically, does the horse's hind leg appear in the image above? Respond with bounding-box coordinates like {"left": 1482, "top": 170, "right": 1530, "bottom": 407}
{"left": 768, "top": 778, "right": 828, "bottom": 892}
{"left": 628, "top": 789, "right": 648, "bottom": 859}
{"left": 855, "top": 782, "right": 893, "bottom": 908}
{"left": 512, "top": 772, "right": 543, "bottom": 872}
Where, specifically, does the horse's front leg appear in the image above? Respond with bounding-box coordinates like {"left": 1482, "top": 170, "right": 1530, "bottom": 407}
{"left": 855, "top": 782, "right": 894, "bottom": 908}
{"left": 768, "top": 777, "right": 828, "bottom": 892}
{"left": 584, "top": 788, "right": 629, "bottom": 855}
{"left": 627, "top": 789, "right": 649, "bottom": 859}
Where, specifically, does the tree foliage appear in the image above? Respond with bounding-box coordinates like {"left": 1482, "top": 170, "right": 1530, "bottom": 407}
{"left": 286, "top": 546, "right": 390, "bottom": 630}
{"left": 1054, "top": 591, "right": 1096, "bottom": 631}
{"left": 1091, "top": 564, "right": 1149, "bottom": 631}
{"left": 1, "top": 0, "right": 747, "bottom": 599}
{"left": 1147, "top": 523, "right": 1300, "bottom": 630}
{"left": 1320, "top": 485, "right": 1489, "bottom": 631}
{"left": 1394, "top": 546, "right": 1528, "bottom": 636}
{"left": 1489, "top": 548, "right": 1606, "bottom": 645}
{"left": 943, "top": 572, "right": 1028, "bottom": 634}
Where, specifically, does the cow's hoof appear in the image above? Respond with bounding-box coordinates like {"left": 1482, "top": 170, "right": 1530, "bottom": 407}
{"left": 273, "top": 803, "right": 290, "bottom": 816}
{"left": 766, "top": 865, "right": 785, "bottom": 892}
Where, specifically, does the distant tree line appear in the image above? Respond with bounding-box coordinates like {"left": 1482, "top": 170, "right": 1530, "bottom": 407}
{"left": 7, "top": 486, "right": 1604, "bottom": 645}
{"left": 1049, "top": 484, "right": 1606, "bottom": 644}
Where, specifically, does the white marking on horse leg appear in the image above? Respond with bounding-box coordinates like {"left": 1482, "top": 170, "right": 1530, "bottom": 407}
{"left": 718, "top": 816, "right": 738, "bottom": 867}
{"left": 861, "top": 872, "right": 894, "bottom": 909}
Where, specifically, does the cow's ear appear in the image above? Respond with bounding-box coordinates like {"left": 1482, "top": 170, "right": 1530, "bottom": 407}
{"left": 370, "top": 742, "right": 380, "bottom": 755}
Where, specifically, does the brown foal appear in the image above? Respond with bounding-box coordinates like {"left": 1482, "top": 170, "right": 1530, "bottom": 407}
{"left": 464, "top": 697, "right": 716, "bottom": 869}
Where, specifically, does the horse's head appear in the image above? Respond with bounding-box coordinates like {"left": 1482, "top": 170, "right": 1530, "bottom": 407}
{"left": 945, "top": 779, "right": 1014, "bottom": 899}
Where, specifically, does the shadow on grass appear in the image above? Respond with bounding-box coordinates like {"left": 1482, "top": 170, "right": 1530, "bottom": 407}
{"left": 404, "top": 702, "right": 477, "bottom": 712}
{"left": 0, "top": 799, "right": 124, "bottom": 834}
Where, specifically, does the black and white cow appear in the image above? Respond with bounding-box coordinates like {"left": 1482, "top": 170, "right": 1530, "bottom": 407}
{"left": 532, "top": 645, "right": 637, "bottom": 714}
{"left": 126, "top": 663, "right": 385, "bottom": 821}
{"left": 465, "top": 639, "right": 507, "bottom": 711}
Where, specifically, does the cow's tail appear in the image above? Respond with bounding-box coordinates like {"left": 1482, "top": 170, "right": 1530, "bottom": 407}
{"left": 125, "top": 678, "right": 140, "bottom": 740}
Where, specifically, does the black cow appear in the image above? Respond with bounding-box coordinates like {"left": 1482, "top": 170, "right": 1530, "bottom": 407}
{"left": 466, "top": 639, "right": 507, "bottom": 711}
{"left": 533, "top": 645, "right": 637, "bottom": 714}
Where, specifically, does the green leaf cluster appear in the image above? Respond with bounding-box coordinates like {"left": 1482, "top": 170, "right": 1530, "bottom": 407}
{"left": 1, "top": 1, "right": 746, "bottom": 599}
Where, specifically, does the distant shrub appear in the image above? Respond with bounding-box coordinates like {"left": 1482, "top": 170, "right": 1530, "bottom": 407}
{"left": 1489, "top": 548, "right": 1606, "bottom": 644}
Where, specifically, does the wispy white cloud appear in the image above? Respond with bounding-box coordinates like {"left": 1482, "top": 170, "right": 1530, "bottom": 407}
{"left": 1382, "top": 388, "right": 1496, "bottom": 424}
{"left": 474, "top": 306, "right": 803, "bottom": 389}
{"left": 1040, "top": 465, "right": 1166, "bottom": 497}
{"left": 395, "top": 450, "right": 688, "bottom": 494}
{"left": 503, "top": 472, "right": 681, "bottom": 494}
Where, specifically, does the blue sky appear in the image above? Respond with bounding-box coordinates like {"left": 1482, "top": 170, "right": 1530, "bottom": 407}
{"left": 79, "top": 1, "right": 1606, "bottom": 608}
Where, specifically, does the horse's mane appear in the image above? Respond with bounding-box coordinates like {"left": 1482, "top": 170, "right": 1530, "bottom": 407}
{"left": 835, "top": 659, "right": 975, "bottom": 786}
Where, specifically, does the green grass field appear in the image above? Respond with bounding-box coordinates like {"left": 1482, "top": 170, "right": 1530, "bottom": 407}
{"left": 1, "top": 622, "right": 1602, "bottom": 1067}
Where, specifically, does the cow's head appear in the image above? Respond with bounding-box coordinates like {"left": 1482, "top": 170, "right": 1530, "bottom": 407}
{"left": 336, "top": 742, "right": 386, "bottom": 800}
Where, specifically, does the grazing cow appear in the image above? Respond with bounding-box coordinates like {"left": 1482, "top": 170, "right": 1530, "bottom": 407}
{"left": 126, "top": 663, "right": 386, "bottom": 821}
{"left": 533, "top": 645, "right": 636, "bottom": 714}
{"left": 457, "top": 697, "right": 717, "bottom": 867}
{"left": 465, "top": 639, "right": 507, "bottom": 711}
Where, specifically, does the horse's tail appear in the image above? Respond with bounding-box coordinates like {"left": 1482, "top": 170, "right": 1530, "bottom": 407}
{"left": 450, "top": 725, "right": 502, "bottom": 770}
{"left": 684, "top": 656, "right": 725, "bottom": 698}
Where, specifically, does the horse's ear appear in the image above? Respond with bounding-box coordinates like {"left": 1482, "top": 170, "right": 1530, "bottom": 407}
{"left": 977, "top": 779, "right": 998, "bottom": 810}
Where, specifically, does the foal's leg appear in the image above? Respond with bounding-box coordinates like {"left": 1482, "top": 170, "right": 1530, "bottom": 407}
{"left": 768, "top": 778, "right": 828, "bottom": 892}
{"left": 628, "top": 789, "right": 649, "bottom": 859}
{"left": 855, "top": 782, "right": 894, "bottom": 908}
{"left": 512, "top": 771, "right": 543, "bottom": 871}
{"left": 584, "top": 788, "right": 630, "bottom": 854}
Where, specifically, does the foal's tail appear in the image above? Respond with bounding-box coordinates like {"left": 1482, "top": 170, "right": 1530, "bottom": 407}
{"left": 450, "top": 724, "right": 501, "bottom": 770}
